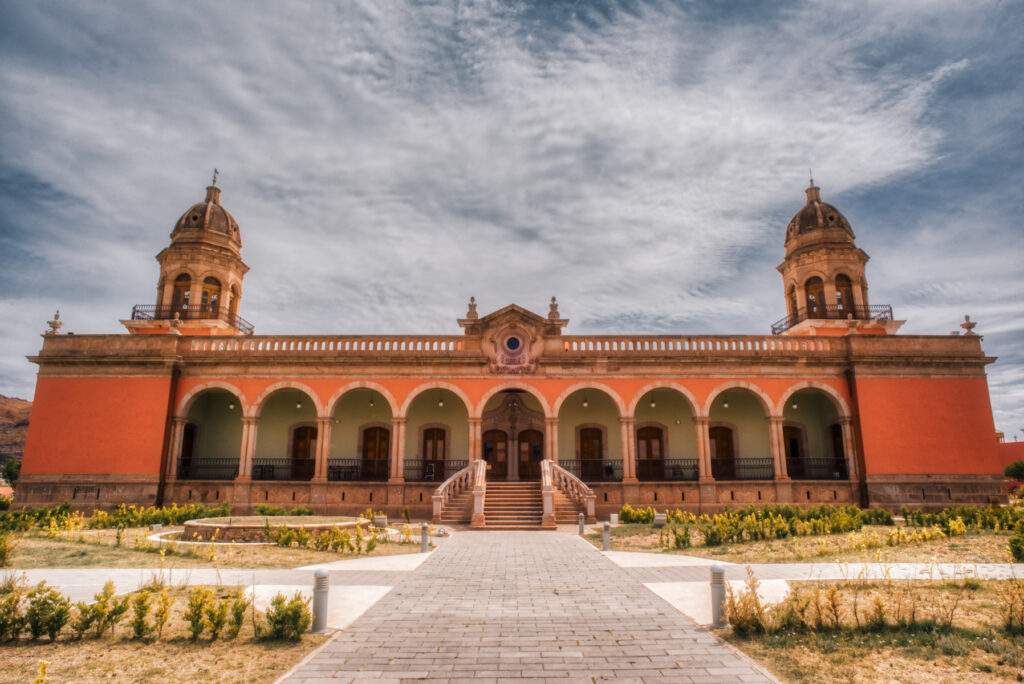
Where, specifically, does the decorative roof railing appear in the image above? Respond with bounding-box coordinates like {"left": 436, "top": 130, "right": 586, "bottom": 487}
{"left": 187, "top": 335, "right": 466, "bottom": 353}
{"left": 770, "top": 304, "right": 893, "bottom": 335}
{"left": 558, "top": 334, "right": 839, "bottom": 354}
{"left": 131, "top": 304, "right": 255, "bottom": 335}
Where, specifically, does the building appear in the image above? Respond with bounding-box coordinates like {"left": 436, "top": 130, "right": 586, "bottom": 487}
{"left": 15, "top": 180, "right": 1007, "bottom": 526}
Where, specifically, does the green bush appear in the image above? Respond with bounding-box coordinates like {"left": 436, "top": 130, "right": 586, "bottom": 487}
{"left": 204, "top": 596, "right": 229, "bottom": 639}
{"left": 227, "top": 590, "right": 250, "bottom": 639}
{"left": 185, "top": 586, "right": 213, "bottom": 640}
{"left": 25, "top": 582, "right": 70, "bottom": 640}
{"left": 1005, "top": 461, "right": 1024, "bottom": 481}
{"left": 264, "top": 591, "right": 311, "bottom": 641}
{"left": 131, "top": 590, "right": 154, "bottom": 639}
{"left": 0, "top": 495, "right": 10, "bottom": 511}
{"left": 1009, "top": 523, "right": 1024, "bottom": 562}
{"left": 0, "top": 590, "right": 26, "bottom": 641}
{"left": 154, "top": 588, "right": 173, "bottom": 639}
{"left": 0, "top": 531, "right": 12, "bottom": 567}
{"left": 618, "top": 503, "right": 656, "bottom": 524}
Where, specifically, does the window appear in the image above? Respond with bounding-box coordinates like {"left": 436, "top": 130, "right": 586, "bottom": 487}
{"left": 805, "top": 277, "right": 825, "bottom": 317}
{"left": 201, "top": 277, "right": 221, "bottom": 314}
{"left": 172, "top": 274, "right": 191, "bottom": 312}
{"left": 835, "top": 274, "right": 853, "bottom": 312}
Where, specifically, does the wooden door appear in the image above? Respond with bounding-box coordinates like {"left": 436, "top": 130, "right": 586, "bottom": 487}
{"left": 805, "top": 277, "right": 825, "bottom": 318}
{"left": 709, "top": 426, "right": 734, "bottom": 478}
{"left": 518, "top": 429, "right": 543, "bottom": 480}
{"left": 362, "top": 426, "right": 390, "bottom": 480}
{"left": 579, "top": 427, "right": 603, "bottom": 480}
{"left": 291, "top": 425, "right": 317, "bottom": 479}
{"left": 483, "top": 429, "right": 508, "bottom": 480}
{"left": 636, "top": 426, "right": 663, "bottom": 480}
{"left": 422, "top": 427, "right": 446, "bottom": 481}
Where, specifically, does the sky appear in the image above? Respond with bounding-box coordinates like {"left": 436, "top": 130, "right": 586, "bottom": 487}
{"left": 0, "top": 0, "right": 1021, "bottom": 436}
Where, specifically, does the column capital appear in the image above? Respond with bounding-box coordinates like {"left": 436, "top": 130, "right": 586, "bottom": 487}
{"left": 838, "top": 415, "right": 853, "bottom": 426}
{"left": 694, "top": 416, "right": 711, "bottom": 426}
{"left": 391, "top": 416, "right": 407, "bottom": 426}
{"left": 241, "top": 416, "right": 260, "bottom": 426}
{"left": 618, "top": 416, "right": 636, "bottom": 425}
{"left": 172, "top": 416, "right": 188, "bottom": 426}
{"left": 768, "top": 415, "right": 786, "bottom": 425}
{"left": 315, "top": 416, "right": 333, "bottom": 425}
{"left": 467, "top": 416, "right": 483, "bottom": 425}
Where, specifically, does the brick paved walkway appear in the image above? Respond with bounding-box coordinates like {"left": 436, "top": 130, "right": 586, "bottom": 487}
{"left": 282, "top": 532, "right": 774, "bottom": 683}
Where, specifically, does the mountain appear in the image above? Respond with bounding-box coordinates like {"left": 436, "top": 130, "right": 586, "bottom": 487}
{"left": 0, "top": 394, "right": 31, "bottom": 458}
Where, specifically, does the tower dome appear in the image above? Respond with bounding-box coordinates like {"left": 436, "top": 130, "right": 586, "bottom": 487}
{"left": 784, "top": 181, "right": 855, "bottom": 258}
{"left": 170, "top": 184, "right": 242, "bottom": 251}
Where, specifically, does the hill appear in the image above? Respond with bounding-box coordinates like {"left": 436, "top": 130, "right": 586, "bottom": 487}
{"left": 0, "top": 394, "right": 31, "bottom": 458}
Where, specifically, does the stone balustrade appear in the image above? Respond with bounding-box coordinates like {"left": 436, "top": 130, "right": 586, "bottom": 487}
{"left": 560, "top": 334, "right": 838, "bottom": 354}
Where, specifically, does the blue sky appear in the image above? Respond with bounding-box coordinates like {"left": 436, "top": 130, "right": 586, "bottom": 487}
{"left": 1, "top": 0, "right": 1022, "bottom": 436}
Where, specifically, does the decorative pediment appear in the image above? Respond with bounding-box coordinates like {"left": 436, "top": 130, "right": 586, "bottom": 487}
{"left": 457, "top": 298, "right": 569, "bottom": 374}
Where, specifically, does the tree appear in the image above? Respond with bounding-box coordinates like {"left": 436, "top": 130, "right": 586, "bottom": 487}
{"left": 1, "top": 459, "right": 19, "bottom": 490}
{"left": 1005, "top": 460, "right": 1024, "bottom": 481}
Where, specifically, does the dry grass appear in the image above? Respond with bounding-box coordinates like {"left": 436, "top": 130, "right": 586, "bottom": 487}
{"left": 587, "top": 525, "right": 1016, "bottom": 564}
{"left": 7, "top": 527, "right": 423, "bottom": 569}
{"left": 0, "top": 585, "right": 327, "bottom": 683}
{"left": 722, "top": 580, "right": 1024, "bottom": 683}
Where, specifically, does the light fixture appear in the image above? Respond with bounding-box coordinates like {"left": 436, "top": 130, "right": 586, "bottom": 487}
{"left": 228, "top": 402, "right": 235, "bottom": 410}
{"left": 722, "top": 401, "right": 729, "bottom": 409}
{"left": 296, "top": 400, "right": 302, "bottom": 409}
{"left": 675, "top": 419, "right": 681, "bottom": 425}
{"left": 369, "top": 398, "right": 375, "bottom": 408}
{"left": 791, "top": 403, "right": 798, "bottom": 410}
{"left": 582, "top": 395, "right": 589, "bottom": 408}
{"left": 437, "top": 391, "right": 444, "bottom": 408}
{"left": 650, "top": 399, "right": 656, "bottom": 408}
{"left": 334, "top": 418, "right": 340, "bottom": 424}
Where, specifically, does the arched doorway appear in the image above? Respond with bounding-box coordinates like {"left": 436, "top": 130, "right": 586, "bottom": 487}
{"left": 783, "top": 389, "right": 849, "bottom": 480}
{"left": 579, "top": 426, "right": 606, "bottom": 481}
{"left": 481, "top": 390, "right": 546, "bottom": 481}
{"left": 633, "top": 388, "right": 698, "bottom": 481}
{"left": 361, "top": 426, "right": 390, "bottom": 480}
{"left": 329, "top": 388, "right": 393, "bottom": 481}
{"left": 253, "top": 388, "right": 317, "bottom": 481}
{"left": 557, "top": 388, "right": 621, "bottom": 482}
{"left": 708, "top": 388, "right": 772, "bottom": 480}
{"left": 405, "top": 387, "right": 469, "bottom": 482}
{"left": 178, "top": 389, "right": 241, "bottom": 480}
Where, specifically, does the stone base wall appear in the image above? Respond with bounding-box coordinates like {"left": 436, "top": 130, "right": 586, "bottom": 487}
{"left": 14, "top": 474, "right": 1007, "bottom": 517}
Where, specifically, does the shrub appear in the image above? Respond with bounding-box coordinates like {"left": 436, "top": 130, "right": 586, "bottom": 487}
{"left": 366, "top": 536, "right": 378, "bottom": 553}
{"left": 403, "top": 506, "right": 411, "bottom": 523}
{"left": 25, "top": 582, "right": 70, "bottom": 641}
{"left": 185, "top": 586, "right": 213, "bottom": 640}
{"left": 724, "top": 568, "right": 766, "bottom": 636}
{"left": 294, "top": 528, "right": 312, "bottom": 548}
{"left": 69, "top": 602, "right": 96, "bottom": 639}
{"left": 618, "top": 504, "right": 656, "bottom": 524}
{"left": 0, "top": 531, "right": 13, "bottom": 567}
{"left": 153, "top": 588, "right": 173, "bottom": 639}
{"left": 264, "top": 591, "right": 311, "bottom": 641}
{"left": 79, "top": 580, "right": 129, "bottom": 638}
{"left": 1009, "top": 523, "right": 1024, "bottom": 562}
{"left": 0, "top": 590, "right": 26, "bottom": 641}
{"left": 254, "top": 504, "right": 288, "bottom": 516}
{"left": 289, "top": 506, "right": 314, "bottom": 516}
{"left": 205, "top": 596, "right": 229, "bottom": 639}
{"left": 860, "top": 507, "right": 895, "bottom": 525}
{"left": 227, "top": 590, "right": 250, "bottom": 639}
{"left": 1005, "top": 460, "right": 1024, "bottom": 481}
{"left": 0, "top": 495, "right": 10, "bottom": 511}
{"left": 130, "top": 590, "right": 154, "bottom": 639}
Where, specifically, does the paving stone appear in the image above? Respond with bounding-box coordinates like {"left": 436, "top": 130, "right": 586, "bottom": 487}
{"left": 281, "top": 532, "right": 775, "bottom": 682}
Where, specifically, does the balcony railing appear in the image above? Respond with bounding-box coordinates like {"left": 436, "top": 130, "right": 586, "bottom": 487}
{"left": 326, "top": 458, "right": 389, "bottom": 481}
{"left": 558, "top": 459, "right": 623, "bottom": 482}
{"left": 252, "top": 458, "right": 314, "bottom": 481}
{"left": 637, "top": 458, "right": 699, "bottom": 481}
{"left": 771, "top": 304, "right": 893, "bottom": 335}
{"left": 131, "top": 304, "right": 255, "bottom": 335}
{"left": 787, "top": 457, "right": 849, "bottom": 480}
{"left": 711, "top": 458, "right": 774, "bottom": 480}
{"left": 177, "top": 458, "right": 239, "bottom": 480}
{"left": 404, "top": 459, "right": 468, "bottom": 482}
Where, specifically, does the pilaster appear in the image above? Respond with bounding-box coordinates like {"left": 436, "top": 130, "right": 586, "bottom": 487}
{"left": 839, "top": 416, "right": 858, "bottom": 480}
{"left": 166, "top": 417, "right": 187, "bottom": 481}
{"left": 468, "top": 417, "right": 483, "bottom": 463}
{"left": 545, "top": 418, "right": 559, "bottom": 463}
{"left": 769, "top": 416, "right": 789, "bottom": 480}
{"left": 236, "top": 417, "right": 259, "bottom": 481}
{"left": 313, "top": 417, "right": 332, "bottom": 482}
{"left": 390, "top": 417, "right": 407, "bottom": 483}
{"left": 695, "top": 417, "right": 713, "bottom": 482}
{"left": 619, "top": 417, "right": 637, "bottom": 483}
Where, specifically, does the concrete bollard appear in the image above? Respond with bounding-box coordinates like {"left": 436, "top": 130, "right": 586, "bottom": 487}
{"left": 602, "top": 522, "right": 610, "bottom": 551}
{"left": 311, "top": 568, "right": 329, "bottom": 634}
{"left": 710, "top": 564, "right": 727, "bottom": 629}
{"left": 578, "top": 513, "right": 585, "bottom": 536}
{"left": 421, "top": 522, "right": 429, "bottom": 553}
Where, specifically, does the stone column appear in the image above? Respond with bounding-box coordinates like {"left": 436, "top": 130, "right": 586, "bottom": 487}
{"left": 166, "top": 417, "right": 187, "bottom": 481}
{"left": 545, "top": 418, "right": 559, "bottom": 463}
{"left": 468, "top": 417, "right": 483, "bottom": 463}
{"left": 189, "top": 282, "right": 203, "bottom": 318}
{"left": 620, "top": 417, "right": 637, "bottom": 483}
{"left": 769, "top": 417, "right": 789, "bottom": 480}
{"left": 695, "top": 417, "right": 712, "bottom": 481}
{"left": 390, "top": 417, "right": 407, "bottom": 482}
{"left": 839, "top": 416, "right": 858, "bottom": 480}
{"left": 313, "top": 417, "right": 332, "bottom": 481}
{"left": 237, "top": 417, "right": 259, "bottom": 481}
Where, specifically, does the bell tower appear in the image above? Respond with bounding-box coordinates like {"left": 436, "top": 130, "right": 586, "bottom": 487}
{"left": 773, "top": 180, "right": 896, "bottom": 335}
{"left": 125, "top": 175, "right": 252, "bottom": 335}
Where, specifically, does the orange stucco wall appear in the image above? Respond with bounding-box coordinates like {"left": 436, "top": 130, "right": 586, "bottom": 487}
{"left": 999, "top": 441, "right": 1024, "bottom": 471}
{"left": 22, "top": 376, "right": 172, "bottom": 475}
{"left": 856, "top": 376, "right": 1000, "bottom": 475}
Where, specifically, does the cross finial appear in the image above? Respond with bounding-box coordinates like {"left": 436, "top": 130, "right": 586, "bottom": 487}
{"left": 212, "top": 168, "right": 219, "bottom": 186}
{"left": 809, "top": 168, "right": 814, "bottom": 187}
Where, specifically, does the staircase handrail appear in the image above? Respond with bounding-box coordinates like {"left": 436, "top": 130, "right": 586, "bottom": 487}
{"left": 549, "top": 460, "right": 596, "bottom": 522}
{"left": 431, "top": 462, "right": 474, "bottom": 523}
{"left": 470, "top": 459, "right": 487, "bottom": 527}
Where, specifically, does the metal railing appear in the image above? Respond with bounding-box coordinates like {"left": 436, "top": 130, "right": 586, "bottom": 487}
{"left": 771, "top": 304, "right": 893, "bottom": 335}
{"left": 637, "top": 458, "right": 700, "bottom": 481}
{"left": 176, "top": 458, "right": 239, "bottom": 480}
{"left": 786, "top": 457, "right": 849, "bottom": 480}
{"left": 326, "top": 458, "right": 389, "bottom": 481}
{"left": 711, "top": 458, "right": 774, "bottom": 480}
{"left": 131, "top": 304, "right": 255, "bottom": 335}
{"left": 251, "top": 458, "right": 314, "bottom": 481}
{"left": 557, "top": 458, "right": 623, "bottom": 482}
{"left": 404, "top": 459, "right": 468, "bottom": 482}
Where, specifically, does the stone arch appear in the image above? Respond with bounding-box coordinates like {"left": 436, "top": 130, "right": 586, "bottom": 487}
{"left": 399, "top": 381, "right": 474, "bottom": 417}
{"left": 776, "top": 381, "right": 850, "bottom": 419}
{"left": 474, "top": 382, "right": 553, "bottom": 419}
{"left": 553, "top": 381, "right": 626, "bottom": 416}
{"left": 627, "top": 381, "right": 701, "bottom": 418}
{"left": 326, "top": 381, "right": 399, "bottom": 418}
{"left": 703, "top": 381, "right": 775, "bottom": 417}
{"left": 248, "top": 381, "right": 323, "bottom": 418}
{"left": 176, "top": 381, "right": 248, "bottom": 418}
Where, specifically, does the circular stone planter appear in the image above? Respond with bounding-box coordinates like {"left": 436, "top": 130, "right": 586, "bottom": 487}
{"left": 183, "top": 515, "right": 367, "bottom": 543}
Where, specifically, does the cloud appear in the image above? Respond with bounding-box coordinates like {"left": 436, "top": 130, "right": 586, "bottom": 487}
{"left": 0, "top": 0, "right": 1021, "bottom": 433}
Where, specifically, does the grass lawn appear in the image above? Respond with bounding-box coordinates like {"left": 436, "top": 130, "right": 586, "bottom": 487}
{"left": 0, "top": 585, "right": 327, "bottom": 684}
{"left": 586, "top": 524, "right": 1017, "bottom": 564}
{"left": 6, "top": 527, "right": 424, "bottom": 569}
{"left": 721, "top": 580, "right": 1024, "bottom": 683}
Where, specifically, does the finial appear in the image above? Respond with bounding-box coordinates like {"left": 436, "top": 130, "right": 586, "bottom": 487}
{"left": 45, "top": 310, "right": 63, "bottom": 335}
{"left": 809, "top": 169, "right": 814, "bottom": 187}
{"left": 212, "top": 168, "right": 219, "bottom": 186}
{"left": 549, "top": 296, "right": 560, "bottom": 319}
{"left": 466, "top": 296, "right": 478, "bottom": 319}
{"left": 960, "top": 314, "right": 978, "bottom": 336}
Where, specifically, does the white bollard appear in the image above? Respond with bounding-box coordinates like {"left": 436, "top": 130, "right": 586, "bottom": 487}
{"left": 421, "top": 522, "right": 429, "bottom": 553}
{"left": 602, "top": 522, "right": 610, "bottom": 551}
{"left": 578, "top": 513, "right": 585, "bottom": 535}
{"left": 710, "top": 564, "right": 727, "bottom": 629}
{"left": 311, "top": 568, "right": 329, "bottom": 634}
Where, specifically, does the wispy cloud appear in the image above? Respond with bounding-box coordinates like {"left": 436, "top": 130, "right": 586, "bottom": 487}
{"left": 0, "top": 0, "right": 1021, "bottom": 432}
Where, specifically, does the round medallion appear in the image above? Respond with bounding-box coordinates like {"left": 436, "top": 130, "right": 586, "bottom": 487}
{"left": 505, "top": 336, "right": 521, "bottom": 351}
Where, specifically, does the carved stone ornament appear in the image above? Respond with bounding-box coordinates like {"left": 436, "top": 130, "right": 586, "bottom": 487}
{"left": 960, "top": 315, "right": 978, "bottom": 336}
{"left": 45, "top": 310, "right": 63, "bottom": 335}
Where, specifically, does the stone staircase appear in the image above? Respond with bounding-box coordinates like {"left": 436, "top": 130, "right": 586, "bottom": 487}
{"left": 437, "top": 488, "right": 474, "bottom": 525}
{"left": 483, "top": 481, "right": 544, "bottom": 529}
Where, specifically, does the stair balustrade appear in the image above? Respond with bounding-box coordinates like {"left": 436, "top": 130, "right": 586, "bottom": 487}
{"left": 430, "top": 462, "right": 474, "bottom": 523}
{"left": 548, "top": 461, "right": 596, "bottom": 522}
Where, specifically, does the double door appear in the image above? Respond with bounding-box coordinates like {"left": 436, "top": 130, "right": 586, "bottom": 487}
{"left": 483, "top": 429, "right": 544, "bottom": 481}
